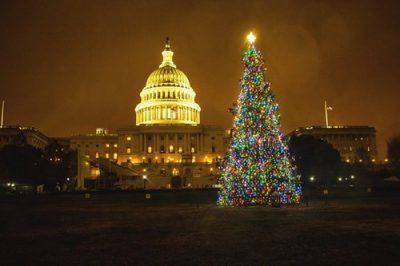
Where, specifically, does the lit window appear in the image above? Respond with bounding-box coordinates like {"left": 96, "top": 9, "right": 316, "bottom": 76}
{"left": 147, "top": 146, "right": 153, "bottom": 153}
{"left": 105, "top": 153, "right": 109, "bottom": 159}
{"left": 178, "top": 147, "right": 183, "bottom": 153}
{"left": 113, "top": 144, "right": 118, "bottom": 148}
{"left": 192, "top": 156, "right": 196, "bottom": 162}
{"left": 169, "top": 145, "right": 174, "bottom": 153}
{"left": 127, "top": 148, "right": 131, "bottom": 154}
{"left": 113, "top": 153, "right": 118, "bottom": 160}
{"left": 126, "top": 136, "right": 131, "bottom": 141}
{"left": 191, "top": 146, "right": 195, "bottom": 153}
{"left": 105, "top": 144, "right": 110, "bottom": 148}
{"left": 95, "top": 152, "right": 99, "bottom": 158}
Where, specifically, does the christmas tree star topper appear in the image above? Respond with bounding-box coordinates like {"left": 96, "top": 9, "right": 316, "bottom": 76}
{"left": 247, "top": 32, "right": 256, "bottom": 44}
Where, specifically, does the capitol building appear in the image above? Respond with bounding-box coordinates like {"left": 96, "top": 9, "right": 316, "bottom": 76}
{"left": 71, "top": 39, "right": 228, "bottom": 189}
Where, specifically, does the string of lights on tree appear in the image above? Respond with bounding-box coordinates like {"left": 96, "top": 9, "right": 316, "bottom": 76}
{"left": 217, "top": 32, "right": 302, "bottom": 206}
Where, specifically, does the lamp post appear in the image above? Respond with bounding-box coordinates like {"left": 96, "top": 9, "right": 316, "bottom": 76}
{"left": 324, "top": 101, "right": 333, "bottom": 128}
{"left": 142, "top": 175, "right": 147, "bottom": 189}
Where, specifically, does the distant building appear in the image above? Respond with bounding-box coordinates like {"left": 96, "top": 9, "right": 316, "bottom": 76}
{"left": 289, "top": 126, "right": 378, "bottom": 163}
{"left": 70, "top": 39, "right": 228, "bottom": 189}
{"left": 0, "top": 126, "right": 49, "bottom": 150}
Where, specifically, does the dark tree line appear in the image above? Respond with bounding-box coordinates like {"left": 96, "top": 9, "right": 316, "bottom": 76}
{"left": 0, "top": 140, "right": 76, "bottom": 190}
{"left": 288, "top": 135, "right": 343, "bottom": 188}
{"left": 387, "top": 134, "right": 400, "bottom": 174}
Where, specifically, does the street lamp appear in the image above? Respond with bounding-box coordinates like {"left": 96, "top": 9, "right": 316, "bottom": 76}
{"left": 142, "top": 175, "right": 147, "bottom": 189}
{"left": 309, "top": 176, "right": 315, "bottom": 182}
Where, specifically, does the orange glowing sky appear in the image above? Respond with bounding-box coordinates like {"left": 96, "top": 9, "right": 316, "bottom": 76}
{"left": 1, "top": 0, "right": 399, "bottom": 158}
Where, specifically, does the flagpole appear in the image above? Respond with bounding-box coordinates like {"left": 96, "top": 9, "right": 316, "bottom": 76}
{"left": 324, "top": 100, "right": 330, "bottom": 128}
{"left": 1, "top": 100, "right": 4, "bottom": 128}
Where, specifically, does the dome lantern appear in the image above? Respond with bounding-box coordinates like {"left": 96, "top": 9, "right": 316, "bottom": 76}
{"left": 160, "top": 37, "right": 176, "bottom": 68}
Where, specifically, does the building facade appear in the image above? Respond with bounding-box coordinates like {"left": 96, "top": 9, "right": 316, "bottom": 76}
{"left": 70, "top": 40, "right": 228, "bottom": 189}
{"left": 0, "top": 126, "right": 50, "bottom": 150}
{"left": 289, "top": 126, "right": 378, "bottom": 163}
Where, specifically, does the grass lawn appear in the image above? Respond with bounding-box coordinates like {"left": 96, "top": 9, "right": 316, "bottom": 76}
{"left": 0, "top": 189, "right": 399, "bottom": 265}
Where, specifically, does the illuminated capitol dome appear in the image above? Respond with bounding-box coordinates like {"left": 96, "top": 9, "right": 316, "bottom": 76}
{"left": 135, "top": 38, "right": 201, "bottom": 125}
{"left": 71, "top": 38, "right": 227, "bottom": 190}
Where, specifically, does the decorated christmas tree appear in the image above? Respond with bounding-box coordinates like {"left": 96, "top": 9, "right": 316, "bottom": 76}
{"left": 217, "top": 33, "right": 302, "bottom": 206}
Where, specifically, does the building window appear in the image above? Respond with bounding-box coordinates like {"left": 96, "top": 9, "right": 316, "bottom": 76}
{"left": 161, "top": 158, "right": 165, "bottom": 164}
{"left": 178, "top": 134, "right": 183, "bottom": 140}
{"left": 127, "top": 148, "right": 131, "bottom": 154}
{"left": 105, "top": 153, "right": 109, "bottom": 159}
{"left": 105, "top": 143, "right": 110, "bottom": 148}
{"left": 113, "top": 144, "right": 118, "bottom": 148}
{"left": 160, "top": 135, "right": 165, "bottom": 140}
{"left": 211, "top": 136, "right": 215, "bottom": 140}
{"left": 85, "top": 144, "right": 89, "bottom": 148}
{"left": 212, "top": 146, "right": 216, "bottom": 153}
{"left": 147, "top": 146, "right": 153, "bottom": 153}
{"left": 148, "top": 158, "right": 152, "bottom": 164}
{"left": 147, "top": 135, "right": 152, "bottom": 141}
{"left": 169, "top": 145, "right": 174, "bottom": 153}
{"left": 126, "top": 136, "right": 131, "bottom": 141}
{"left": 95, "top": 152, "right": 99, "bottom": 158}
{"left": 160, "top": 145, "right": 165, "bottom": 153}
{"left": 178, "top": 147, "right": 183, "bottom": 153}
{"left": 96, "top": 144, "right": 99, "bottom": 148}
{"left": 191, "top": 146, "right": 195, "bottom": 153}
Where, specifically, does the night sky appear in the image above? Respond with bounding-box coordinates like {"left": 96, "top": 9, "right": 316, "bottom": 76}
{"left": 1, "top": 0, "right": 399, "bottom": 158}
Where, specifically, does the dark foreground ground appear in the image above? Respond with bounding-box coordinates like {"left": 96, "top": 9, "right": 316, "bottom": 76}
{"left": 0, "top": 189, "right": 400, "bottom": 265}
